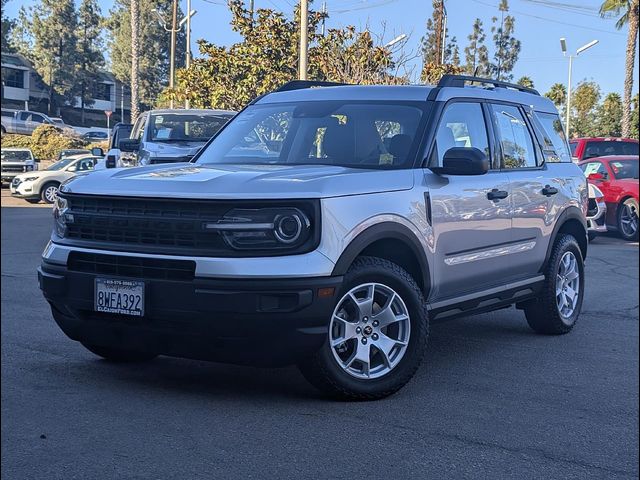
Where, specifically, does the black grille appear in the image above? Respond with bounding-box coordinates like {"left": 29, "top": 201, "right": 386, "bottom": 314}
{"left": 59, "top": 193, "right": 319, "bottom": 257}
{"left": 64, "top": 194, "right": 230, "bottom": 254}
{"left": 587, "top": 198, "right": 598, "bottom": 217}
{"left": 1, "top": 165, "right": 27, "bottom": 173}
{"left": 68, "top": 251, "right": 195, "bottom": 281}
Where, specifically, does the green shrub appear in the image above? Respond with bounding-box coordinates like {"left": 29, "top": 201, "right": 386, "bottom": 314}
{"left": 1, "top": 125, "right": 89, "bottom": 161}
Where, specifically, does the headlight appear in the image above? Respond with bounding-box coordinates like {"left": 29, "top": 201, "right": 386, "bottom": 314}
{"left": 52, "top": 196, "right": 73, "bottom": 237}
{"left": 25, "top": 164, "right": 34, "bottom": 171}
{"left": 21, "top": 176, "right": 38, "bottom": 182}
{"left": 205, "top": 207, "right": 312, "bottom": 251}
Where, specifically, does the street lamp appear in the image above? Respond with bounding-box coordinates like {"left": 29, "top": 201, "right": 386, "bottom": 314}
{"left": 561, "top": 38, "right": 598, "bottom": 139}
{"left": 385, "top": 34, "right": 407, "bottom": 49}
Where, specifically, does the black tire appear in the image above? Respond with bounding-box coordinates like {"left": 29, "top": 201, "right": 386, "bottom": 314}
{"left": 298, "top": 256, "right": 429, "bottom": 400}
{"left": 25, "top": 198, "right": 41, "bottom": 204}
{"left": 616, "top": 198, "right": 639, "bottom": 241}
{"left": 81, "top": 343, "right": 158, "bottom": 362}
{"left": 40, "top": 182, "right": 59, "bottom": 204}
{"left": 587, "top": 231, "right": 597, "bottom": 242}
{"left": 524, "top": 234, "right": 584, "bottom": 335}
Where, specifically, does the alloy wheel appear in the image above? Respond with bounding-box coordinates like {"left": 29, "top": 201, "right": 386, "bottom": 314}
{"left": 44, "top": 185, "right": 58, "bottom": 203}
{"left": 329, "top": 283, "right": 411, "bottom": 380}
{"left": 555, "top": 251, "right": 580, "bottom": 319}
{"left": 620, "top": 202, "right": 639, "bottom": 238}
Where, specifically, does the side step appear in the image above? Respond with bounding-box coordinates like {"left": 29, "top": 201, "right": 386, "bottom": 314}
{"left": 428, "top": 275, "right": 545, "bottom": 321}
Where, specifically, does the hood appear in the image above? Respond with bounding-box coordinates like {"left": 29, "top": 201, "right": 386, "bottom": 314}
{"left": 146, "top": 141, "right": 205, "bottom": 158}
{"left": 14, "top": 169, "right": 58, "bottom": 180}
{"left": 60, "top": 163, "right": 415, "bottom": 199}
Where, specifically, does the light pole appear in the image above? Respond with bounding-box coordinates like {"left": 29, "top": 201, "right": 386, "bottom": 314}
{"left": 560, "top": 38, "right": 598, "bottom": 139}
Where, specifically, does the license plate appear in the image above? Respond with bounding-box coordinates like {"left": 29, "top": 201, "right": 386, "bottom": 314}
{"left": 95, "top": 278, "right": 144, "bottom": 316}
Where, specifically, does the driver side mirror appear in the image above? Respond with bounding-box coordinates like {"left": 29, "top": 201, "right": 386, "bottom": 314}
{"left": 587, "top": 172, "right": 605, "bottom": 181}
{"left": 434, "top": 147, "right": 489, "bottom": 176}
{"left": 119, "top": 138, "right": 140, "bottom": 152}
{"left": 91, "top": 147, "right": 104, "bottom": 157}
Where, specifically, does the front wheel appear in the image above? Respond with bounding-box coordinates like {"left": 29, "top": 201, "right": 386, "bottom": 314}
{"left": 81, "top": 343, "right": 158, "bottom": 362}
{"left": 525, "top": 234, "right": 584, "bottom": 334}
{"left": 298, "top": 256, "right": 428, "bottom": 400}
{"left": 40, "top": 182, "right": 59, "bottom": 204}
{"left": 617, "top": 198, "right": 639, "bottom": 241}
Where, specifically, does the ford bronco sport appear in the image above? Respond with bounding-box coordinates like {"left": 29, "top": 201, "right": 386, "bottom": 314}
{"left": 39, "top": 75, "right": 589, "bottom": 400}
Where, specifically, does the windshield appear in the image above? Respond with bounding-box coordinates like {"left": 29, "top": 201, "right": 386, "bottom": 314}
{"left": 609, "top": 160, "right": 639, "bottom": 180}
{"left": 195, "top": 102, "right": 426, "bottom": 169}
{"left": 569, "top": 142, "right": 578, "bottom": 156}
{"left": 150, "top": 113, "right": 232, "bottom": 142}
{"left": 46, "top": 158, "right": 77, "bottom": 171}
{"left": 583, "top": 141, "right": 639, "bottom": 159}
{"left": 1, "top": 150, "right": 31, "bottom": 162}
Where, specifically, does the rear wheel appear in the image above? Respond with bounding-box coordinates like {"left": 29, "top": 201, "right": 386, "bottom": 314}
{"left": 40, "top": 182, "right": 59, "bottom": 204}
{"left": 525, "top": 234, "right": 584, "bottom": 334}
{"left": 81, "top": 343, "right": 158, "bottom": 362}
{"left": 617, "top": 198, "right": 639, "bottom": 241}
{"left": 298, "top": 256, "right": 428, "bottom": 400}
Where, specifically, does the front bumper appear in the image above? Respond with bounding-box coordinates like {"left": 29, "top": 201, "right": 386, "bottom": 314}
{"left": 587, "top": 200, "right": 607, "bottom": 234}
{"left": 39, "top": 255, "right": 343, "bottom": 366}
{"left": 10, "top": 179, "right": 38, "bottom": 199}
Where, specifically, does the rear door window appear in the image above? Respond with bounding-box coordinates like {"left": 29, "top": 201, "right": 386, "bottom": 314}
{"left": 491, "top": 104, "right": 538, "bottom": 168}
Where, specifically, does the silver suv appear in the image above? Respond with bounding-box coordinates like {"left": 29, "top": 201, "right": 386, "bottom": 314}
{"left": 38, "top": 76, "right": 588, "bottom": 400}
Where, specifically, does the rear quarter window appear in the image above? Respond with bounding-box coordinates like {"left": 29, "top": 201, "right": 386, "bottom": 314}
{"left": 535, "top": 112, "right": 571, "bottom": 163}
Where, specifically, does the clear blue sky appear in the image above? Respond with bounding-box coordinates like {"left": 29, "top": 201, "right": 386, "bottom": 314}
{"left": 5, "top": 0, "right": 639, "bottom": 96}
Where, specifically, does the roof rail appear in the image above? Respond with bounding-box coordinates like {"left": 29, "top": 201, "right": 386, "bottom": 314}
{"left": 437, "top": 74, "right": 540, "bottom": 96}
{"left": 275, "top": 80, "right": 350, "bottom": 92}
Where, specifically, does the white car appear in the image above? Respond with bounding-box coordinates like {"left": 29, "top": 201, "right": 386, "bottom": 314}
{"left": 586, "top": 183, "right": 607, "bottom": 241}
{"left": 10, "top": 154, "right": 101, "bottom": 204}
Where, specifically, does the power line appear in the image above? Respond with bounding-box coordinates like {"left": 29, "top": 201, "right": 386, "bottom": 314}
{"left": 470, "top": 0, "right": 625, "bottom": 36}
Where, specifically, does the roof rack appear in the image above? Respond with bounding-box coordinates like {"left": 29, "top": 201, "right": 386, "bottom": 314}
{"left": 275, "top": 80, "right": 350, "bottom": 92}
{"left": 437, "top": 74, "right": 540, "bottom": 96}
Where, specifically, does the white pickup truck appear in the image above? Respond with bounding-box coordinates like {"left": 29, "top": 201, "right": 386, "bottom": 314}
{"left": 1, "top": 110, "right": 56, "bottom": 135}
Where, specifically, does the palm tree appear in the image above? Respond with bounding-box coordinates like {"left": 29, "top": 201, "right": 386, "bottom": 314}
{"left": 130, "top": 0, "right": 140, "bottom": 122}
{"left": 600, "top": 0, "right": 639, "bottom": 137}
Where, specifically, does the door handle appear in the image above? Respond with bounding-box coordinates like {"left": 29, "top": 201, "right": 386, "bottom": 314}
{"left": 542, "top": 185, "right": 558, "bottom": 196}
{"left": 487, "top": 189, "right": 509, "bottom": 201}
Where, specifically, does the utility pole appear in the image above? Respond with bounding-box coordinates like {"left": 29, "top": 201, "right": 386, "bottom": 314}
{"left": 249, "top": 0, "right": 254, "bottom": 24}
{"left": 298, "top": 0, "right": 309, "bottom": 80}
{"left": 169, "top": 0, "right": 178, "bottom": 109}
{"left": 433, "top": 0, "right": 444, "bottom": 66}
{"left": 321, "top": 2, "right": 327, "bottom": 36}
{"left": 130, "top": 0, "right": 140, "bottom": 122}
{"left": 185, "top": 0, "right": 192, "bottom": 108}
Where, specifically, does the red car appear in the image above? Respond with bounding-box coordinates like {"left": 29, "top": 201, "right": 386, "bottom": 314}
{"left": 570, "top": 137, "right": 639, "bottom": 162}
{"left": 579, "top": 155, "right": 639, "bottom": 241}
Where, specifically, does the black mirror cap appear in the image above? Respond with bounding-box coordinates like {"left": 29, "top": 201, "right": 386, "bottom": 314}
{"left": 438, "top": 147, "right": 489, "bottom": 175}
{"left": 90, "top": 147, "right": 104, "bottom": 157}
{"left": 118, "top": 138, "right": 140, "bottom": 152}
{"left": 105, "top": 155, "right": 117, "bottom": 168}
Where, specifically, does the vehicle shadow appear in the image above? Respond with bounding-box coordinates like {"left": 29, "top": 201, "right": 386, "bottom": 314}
{"left": 45, "top": 309, "right": 539, "bottom": 402}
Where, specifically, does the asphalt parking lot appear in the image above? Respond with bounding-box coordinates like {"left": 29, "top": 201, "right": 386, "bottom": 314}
{"left": 1, "top": 199, "right": 638, "bottom": 480}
